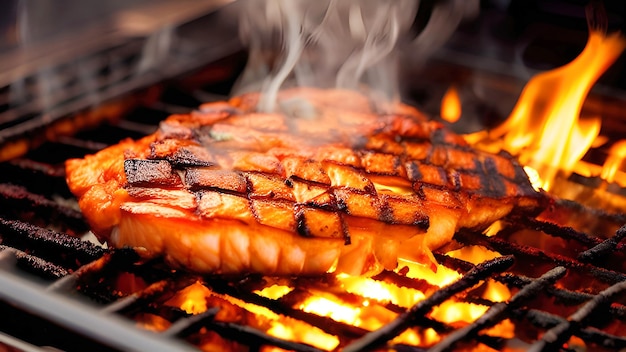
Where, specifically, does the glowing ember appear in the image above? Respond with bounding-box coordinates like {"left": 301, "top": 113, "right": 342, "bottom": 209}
{"left": 484, "top": 319, "right": 516, "bottom": 340}
{"left": 431, "top": 300, "right": 487, "bottom": 324}
{"left": 483, "top": 280, "right": 510, "bottom": 303}
{"left": 446, "top": 245, "right": 512, "bottom": 303}
{"left": 164, "top": 282, "right": 340, "bottom": 350}
{"left": 254, "top": 284, "right": 294, "bottom": 299}
{"left": 440, "top": 85, "right": 462, "bottom": 123}
{"left": 391, "top": 328, "right": 440, "bottom": 347}
{"left": 338, "top": 273, "right": 427, "bottom": 307}
{"left": 397, "top": 259, "right": 461, "bottom": 286}
{"left": 446, "top": 245, "right": 501, "bottom": 265}
{"left": 135, "top": 314, "right": 171, "bottom": 332}
{"left": 267, "top": 321, "right": 339, "bottom": 351}
{"left": 300, "top": 296, "right": 364, "bottom": 325}
{"left": 165, "top": 282, "right": 211, "bottom": 315}
{"left": 483, "top": 220, "right": 505, "bottom": 237}
{"left": 565, "top": 336, "right": 587, "bottom": 351}
{"left": 468, "top": 30, "right": 626, "bottom": 191}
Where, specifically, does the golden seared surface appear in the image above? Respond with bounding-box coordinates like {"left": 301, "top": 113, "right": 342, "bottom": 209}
{"left": 66, "top": 88, "right": 545, "bottom": 275}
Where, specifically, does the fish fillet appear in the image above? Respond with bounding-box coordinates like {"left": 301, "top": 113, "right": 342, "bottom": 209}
{"left": 66, "top": 88, "right": 546, "bottom": 275}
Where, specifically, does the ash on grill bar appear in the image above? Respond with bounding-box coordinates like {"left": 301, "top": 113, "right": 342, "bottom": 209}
{"left": 1, "top": 0, "right": 626, "bottom": 351}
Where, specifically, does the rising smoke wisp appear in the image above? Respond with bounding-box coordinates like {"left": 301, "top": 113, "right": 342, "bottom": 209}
{"left": 235, "top": 0, "right": 479, "bottom": 113}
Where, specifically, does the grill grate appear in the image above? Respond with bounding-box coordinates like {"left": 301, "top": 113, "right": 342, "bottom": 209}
{"left": 0, "top": 58, "right": 626, "bottom": 352}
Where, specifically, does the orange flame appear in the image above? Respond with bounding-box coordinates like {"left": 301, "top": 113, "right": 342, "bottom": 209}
{"left": 601, "top": 139, "right": 626, "bottom": 186}
{"left": 441, "top": 85, "right": 462, "bottom": 123}
{"left": 468, "top": 30, "right": 626, "bottom": 191}
{"left": 338, "top": 273, "right": 426, "bottom": 307}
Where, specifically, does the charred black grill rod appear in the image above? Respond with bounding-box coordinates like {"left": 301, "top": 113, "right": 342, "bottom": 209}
{"left": 455, "top": 229, "right": 626, "bottom": 285}
{"left": 498, "top": 272, "right": 626, "bottom": 318}
{"left": 577, "top": 224, "right": 626, "bottom": 263}
{"left": 0, "top": 245, "right": 69, "bottom": 279}
{"left": 0, "top": 218, "right": 104, "bottom": 264}
{"left": 0, "top": 183, "right": 88, "bottom": 233}
{"left": 528, "top": 279, "right": 626, "bottom": 352}
{"left": 521, "top": 309, "right": 626, "bottom": 350}
{"left": 507, "top": 216, "right": 603, "bottom": 248}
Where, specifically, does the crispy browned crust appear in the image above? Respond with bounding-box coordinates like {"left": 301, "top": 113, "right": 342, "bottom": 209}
{"left": 66, "top": 88, "right": 546, "bottom": 275}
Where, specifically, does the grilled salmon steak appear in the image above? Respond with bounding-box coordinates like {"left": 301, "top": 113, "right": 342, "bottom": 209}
{"left": 66, "top": 88, "right": 545, "bottom": 275}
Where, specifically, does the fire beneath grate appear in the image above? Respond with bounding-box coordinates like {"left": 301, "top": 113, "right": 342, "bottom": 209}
{"left": 1, "top": 62, "right": 626, "bottom": 352}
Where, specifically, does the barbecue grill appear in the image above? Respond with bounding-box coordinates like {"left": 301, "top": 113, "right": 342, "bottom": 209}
{"left": 1, "top": 1, "right": 626, "bottom": 351}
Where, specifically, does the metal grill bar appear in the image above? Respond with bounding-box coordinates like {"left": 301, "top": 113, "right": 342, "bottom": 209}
{"left": 529, "top": 280, "right": 626, "bottom": 352}
{"left": 0, "top": 331, "right": 48, "bottom": 352}
{"left": 0, "top": 250, "right": 198, "bottom": 352}
{"left": 0, "top": 218, "right": 104, "bottom": 264}
{"left": 455, "top": 229, "right": 626, "bottom": 285}
{"left": 0, "top": 183, "right": 88, "bottom": 233}
{"left": 0, "top": 246, "right": 69, "bottom": 279}
{"left": 578, "top": 224, "right": 626, "bottom": 262}
{"left": 522, "top": 309, "right": 626, "bottom": 350}
{"left": 497, "top": 273, "right": 626, "bottom": 317}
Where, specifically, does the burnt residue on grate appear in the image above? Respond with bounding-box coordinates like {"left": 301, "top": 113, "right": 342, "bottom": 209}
{"left": 0, "top": 216, "right": 107, "bottom": 282}
{"left": 455, "top": 213, "right": 626, "bottom": 284}
{"left": 0, "top": 245, "right": 71, "bottom": 280}
{"left": 577, "top": 224, "right": 626, "bottom": 264}
{"left": 0, "top": 158, "right": 71, "bottom": 198}
{"left": 0, "top": 218, "right": 104, "bottom": 268}
{"left": 0, "top": 183, "right": 88, "bottom": 233}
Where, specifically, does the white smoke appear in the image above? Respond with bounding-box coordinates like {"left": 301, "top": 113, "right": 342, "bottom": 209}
{"left": 235, "top": 0, "right": 418, "bottom": 112}
{"left": 235, "top": 0, "right": 479, "bottom": 113}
